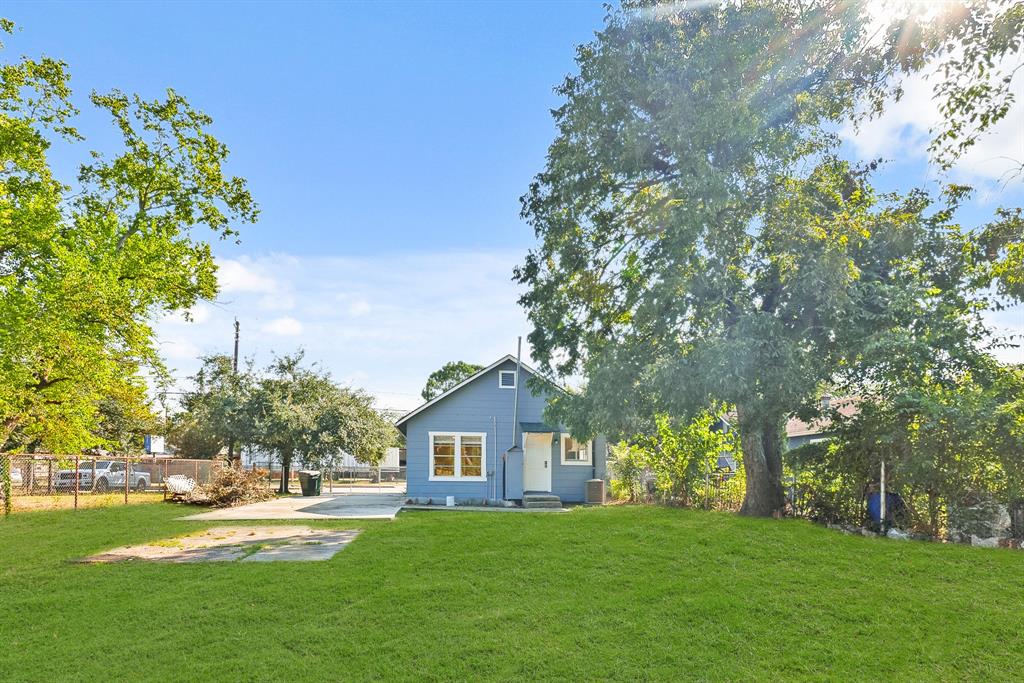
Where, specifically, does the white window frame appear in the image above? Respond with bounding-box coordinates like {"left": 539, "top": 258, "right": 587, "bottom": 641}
{"left": 560, "top": 434, "right": 592, "bottom": 466}
{"left": 428, "top": 431, "right": 487, "bottom": 481}
{"left": 498, "top": 370, "right": 516, "bottom": 389}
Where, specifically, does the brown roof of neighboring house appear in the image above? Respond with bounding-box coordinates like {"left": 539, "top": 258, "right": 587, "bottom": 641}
{"left": 785, "top": 397, "right": 860, "bottom": 438}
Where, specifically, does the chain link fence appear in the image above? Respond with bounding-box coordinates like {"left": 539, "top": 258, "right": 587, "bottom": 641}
{"left": 1, "top": 454, "right": 223, "bottom": 514}
{"left": 245, "top": 460, "right": 406, "bottom": 493}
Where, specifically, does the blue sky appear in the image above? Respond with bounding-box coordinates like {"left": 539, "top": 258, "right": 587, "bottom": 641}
{"left": 6, "top": 1, "right": 1022, "bottom": 410}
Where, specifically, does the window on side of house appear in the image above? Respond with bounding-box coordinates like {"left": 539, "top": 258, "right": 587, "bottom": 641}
{"left": 499, "top": 370, "right": 516, "bottom": 389}
{"left": 561, "top": 435, "right": 592, "bottom": 465}
{"left": 429, "top": 432, "right": 487, "bottom": 480}
{"left": 431, "top": 434, "right": 455, "bottom": 477}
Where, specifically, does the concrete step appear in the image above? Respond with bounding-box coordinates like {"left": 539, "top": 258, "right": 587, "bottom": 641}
{"left": 522, "top": 492, "right": 560, "bottom": 502}
{"left": 523, "top": 500, "right": 563, "bottom": 509}
{"left": 522, "top": 492, "right": 562, "bottom": 509}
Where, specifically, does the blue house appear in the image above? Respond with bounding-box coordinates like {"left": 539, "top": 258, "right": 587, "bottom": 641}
{"left": 395, "top": 355, "right": 607, "bottom": 507}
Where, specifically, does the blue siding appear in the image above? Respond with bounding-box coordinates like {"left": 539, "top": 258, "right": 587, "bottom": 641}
{"left": 402, "top": 359, "right": 605, "bottom": 503}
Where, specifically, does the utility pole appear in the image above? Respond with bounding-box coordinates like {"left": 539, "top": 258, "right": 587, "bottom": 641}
{"left": 228, "top": 318, "right": 240, "bottom": 467}
{"left": 232, "top": 318, "right": 240, "bottom": 372}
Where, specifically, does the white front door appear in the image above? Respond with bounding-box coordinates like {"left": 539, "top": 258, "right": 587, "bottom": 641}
{"left": 523, "top": 432, "right": 552, "bottom": 492}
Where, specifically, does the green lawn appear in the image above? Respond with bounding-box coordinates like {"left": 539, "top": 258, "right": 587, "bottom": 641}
{"left": 1, "top": 504, "right": 1022, "bottom": 681}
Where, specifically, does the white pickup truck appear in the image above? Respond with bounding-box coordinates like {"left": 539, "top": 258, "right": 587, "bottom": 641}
{"left": 55, "top": 460, "right": 150, "bottom": 493}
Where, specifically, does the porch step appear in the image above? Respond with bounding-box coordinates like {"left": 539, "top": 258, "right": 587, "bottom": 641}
{"left": 522, "top": 492, "right": 562, "bottom": 509}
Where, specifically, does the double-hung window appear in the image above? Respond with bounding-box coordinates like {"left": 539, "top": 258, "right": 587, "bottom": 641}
{"left": 561, "top": 435, "right": 592, "bottom": 465}
{"left": 429, "top": 432, "right": 486, "bottom": 481}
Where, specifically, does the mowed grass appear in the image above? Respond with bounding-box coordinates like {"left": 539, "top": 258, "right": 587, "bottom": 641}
{"left": 1, "top": 504, "right": 1022, "bottom": 681}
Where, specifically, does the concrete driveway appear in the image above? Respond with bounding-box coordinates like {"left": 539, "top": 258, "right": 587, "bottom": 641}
{"left": 180, "top": 488, "right": 406, "bottom": 521}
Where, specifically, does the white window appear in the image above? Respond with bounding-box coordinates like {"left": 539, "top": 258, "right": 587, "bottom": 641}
{"left": 561, "top": 434, "right": 592, "bottom": 465}
{"left": 499, "top": 370, "right": 516, "bottom": 389}
{"left": 429, "top": 432, "right": 487, "bottom": 481}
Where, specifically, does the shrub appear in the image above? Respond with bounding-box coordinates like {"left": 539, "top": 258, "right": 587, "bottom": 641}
{"left": 193, "top": 467, "right": 274, "bottom": 508}
{"left": 608, "top": 443, "right": 648, "bottom": 502}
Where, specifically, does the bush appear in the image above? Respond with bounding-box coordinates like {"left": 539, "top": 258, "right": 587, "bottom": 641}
{"left": 608, "top": 443, "right": 648, "bottom": 502}
{"left": 192, "top": 467, "right": 274, "bottom": 508}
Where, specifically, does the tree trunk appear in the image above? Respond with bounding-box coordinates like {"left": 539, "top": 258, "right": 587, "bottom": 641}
{"left": 737, "top": 409, "right": 787, "bottom": 517}
{"left": 279, "top": 453, "right": 291, "bottom": 494}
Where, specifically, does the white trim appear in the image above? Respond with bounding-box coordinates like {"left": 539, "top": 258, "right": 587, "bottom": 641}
{"left": 428, "top": 431, "right": 487, "bottom": 482}
{"left": 560, "top": 434, "right": 592, "bottom": 466}
{"left": 498, "top": 370, "right": 517, "bottom": 389}
{"left": 395, "top": 354, "right": 550, "bottom": 428}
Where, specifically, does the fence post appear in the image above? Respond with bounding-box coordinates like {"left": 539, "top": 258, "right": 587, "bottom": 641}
{"left": 124, "top": 455, "right": 129, "bottom": 505}
{"left": 2, "top": 454, "right": 11, "bottom": 517}
{"left": 74, "top": 456, "right": 80, "bottom": 510}
{"left": 91, "top": 459, "right": 97, "bottom": 494}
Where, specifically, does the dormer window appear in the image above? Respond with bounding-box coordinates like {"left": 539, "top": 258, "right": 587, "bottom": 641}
{"left": 499, "top": 370, "right": 516, "bottom": 389}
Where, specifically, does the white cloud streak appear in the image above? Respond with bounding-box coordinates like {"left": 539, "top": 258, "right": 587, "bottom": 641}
{"left": 155, "top": 249, "right": 531, "bottom": 412}
{"left": 840, "top": 50, "right": 1024, "bottom": 189}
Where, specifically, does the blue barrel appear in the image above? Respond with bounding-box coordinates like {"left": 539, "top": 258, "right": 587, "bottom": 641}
{"left": 867, "top": 491, "right": 904, "bottom": 524}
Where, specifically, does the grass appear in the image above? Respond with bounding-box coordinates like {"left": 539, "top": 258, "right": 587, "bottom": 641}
{"left": 1, "top": 503, "right": 1022, "bottom": 681}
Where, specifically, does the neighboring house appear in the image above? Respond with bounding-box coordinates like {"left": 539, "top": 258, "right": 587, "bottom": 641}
{"left": 785, "top": 396, "right": 859, "bottom": 450}
{"left": 395, "top": 355, "right": 608, "bottom": 505}
{"left": 717, "top": 396, "right": 860, "bottom": 454}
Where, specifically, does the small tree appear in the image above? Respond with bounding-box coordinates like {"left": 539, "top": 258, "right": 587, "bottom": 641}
{"left": 421, "top": 361, "right": 483, "bottom": 401}
{"left": 245, "top": 353, "right": 397, "bottom": 493}
{"left": 171, "top": 355, "right": 253, "bottom": 463}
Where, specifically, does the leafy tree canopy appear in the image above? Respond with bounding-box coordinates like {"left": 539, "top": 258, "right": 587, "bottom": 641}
{"left": 0, "top": 21, "right": 257, "bottom": 454}
{"left": 421, "top": 361, "right": 484, "bottom": 401}
{"left": 516, "top": 0, "right": 1024, "bottom": 516}
{"left": 243, "top": 352, "right": 399, "bottom": 493}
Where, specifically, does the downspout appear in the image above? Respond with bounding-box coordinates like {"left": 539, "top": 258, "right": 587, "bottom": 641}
{"left": 511, "top": 336, "right": 522, "bottom": 451}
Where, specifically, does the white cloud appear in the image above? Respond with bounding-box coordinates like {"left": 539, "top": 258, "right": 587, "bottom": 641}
{"left": 153, "top": 248, "right": 532, "bottom": 412}
{"left": 261, "top": 316, "right": 304, "bottom": 336}
{"left": 258, "top": 293, "right": 296, "bottom": 311}
{"left": 348, "top": 299, "right": 372, "bottom": 317}
{"left": 160, "top": 303, "right": 212, "bottom": 326}
{"left": 217, "top": 257, "right": 279, "bottom": 294}
{"left": 841, "top": 50, "right": 1024, "bottom": 188}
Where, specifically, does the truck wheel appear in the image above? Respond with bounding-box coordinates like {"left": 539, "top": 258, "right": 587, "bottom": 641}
{"left": 135, "top": 479, "right": 147, "bottom": 493}
{"left": 94, "top": 478, "right": 109, "bottom": 493}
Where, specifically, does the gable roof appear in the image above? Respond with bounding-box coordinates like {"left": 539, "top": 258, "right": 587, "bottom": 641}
{"left": 394, "top": 355, "right": 541, "bottom": 430}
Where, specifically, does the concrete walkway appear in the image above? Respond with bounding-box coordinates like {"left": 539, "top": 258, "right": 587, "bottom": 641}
{"left": 180, "top": 490, "right": 406, "bottom": 521}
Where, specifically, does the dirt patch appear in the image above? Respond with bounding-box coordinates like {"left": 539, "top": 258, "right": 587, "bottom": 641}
{"left": 82, "top": 525, "right": 361, "bottom": 563}
{"left": 10, "top": 493, "right": 164, "bottom": 512}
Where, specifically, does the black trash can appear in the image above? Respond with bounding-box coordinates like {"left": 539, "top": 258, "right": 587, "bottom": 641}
{"left": 298, "top": 470, "right": 322, "bottom": 497}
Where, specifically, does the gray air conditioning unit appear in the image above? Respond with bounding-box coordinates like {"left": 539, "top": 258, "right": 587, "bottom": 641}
{"left": 585, "top": 478, "right": 606, "bottom": 505}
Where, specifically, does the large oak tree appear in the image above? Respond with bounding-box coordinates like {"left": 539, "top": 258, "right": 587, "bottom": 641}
{"left": 515, "top": 1, "right": 1024, "bottom": 516}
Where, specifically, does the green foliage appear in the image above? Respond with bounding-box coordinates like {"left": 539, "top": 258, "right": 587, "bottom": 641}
{"left": 915, "top": 0, "right": 1024, "bottom": 172}
{"left": 92, "top": 383, "right": 160, "bottom": 454}
{"left": 421, "top": 361, "right": 484, "bottom": 401}
{"left": 641, "top": 413, "right": 739, "bottom": 506}
{"left": 790, "top": 362, "right": 1024, "bottom": 533}
{"left": 166, "top": 414, "right": 223, "bottom": 460}
{"left": 0, "top": 21, "right": 257, "bottom": 458}
{"left": 243, "top": 352, "right": 399, "bottom": 492}
{"left": 607, "top": 442, "right": 647, "bottom": 503}
{"left": 169, "top": 355, "right": 254, "bottom": 460}
{"left": 515, "top": 1, "right": 1024, "bottom": 516}
{"left": 609, "top": 412, "right": 739, "bottom": 507}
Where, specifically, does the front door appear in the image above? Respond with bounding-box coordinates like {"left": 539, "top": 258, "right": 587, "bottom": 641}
{"left": 523, "top": 432, "right": 552, "bottom": 492}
